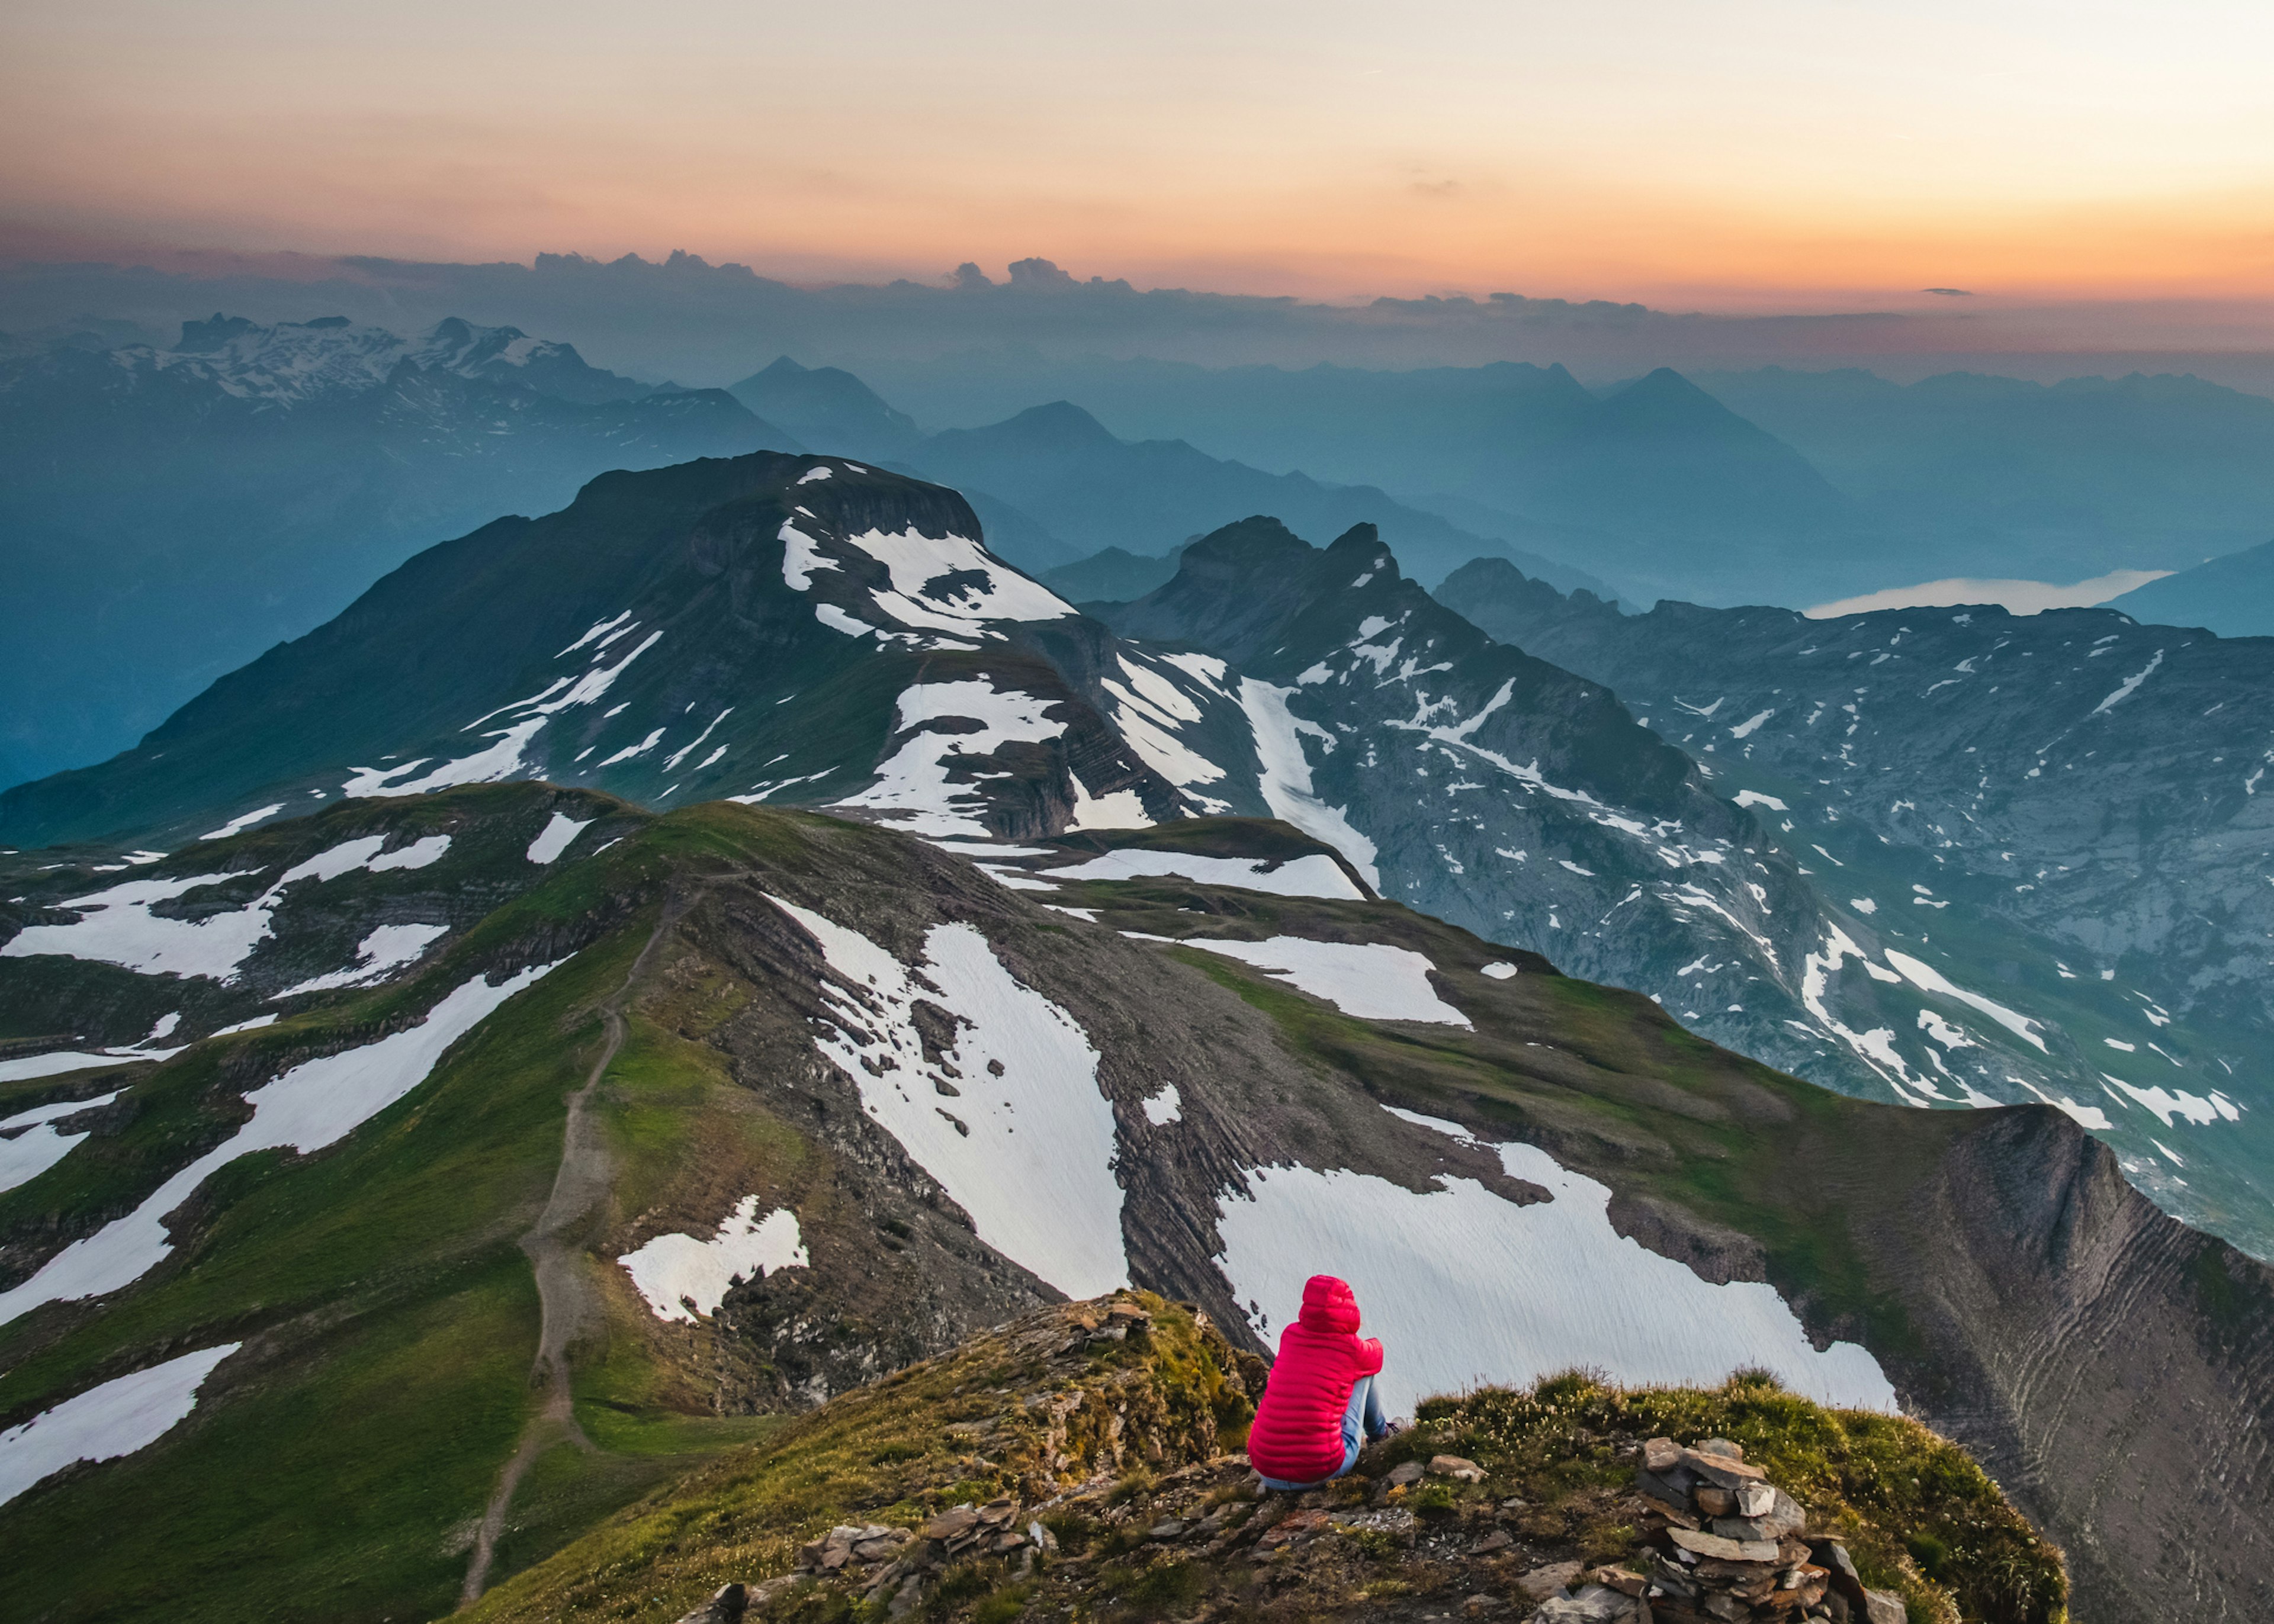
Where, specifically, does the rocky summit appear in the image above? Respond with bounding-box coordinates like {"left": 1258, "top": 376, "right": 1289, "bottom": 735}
{"left": 468, "top": 1295, "right": 2059, "bottom": 1624}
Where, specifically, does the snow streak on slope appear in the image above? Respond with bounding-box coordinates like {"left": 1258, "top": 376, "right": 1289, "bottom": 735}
{"left": 273, "top": 922, "right": 451, "bottom": 998}
{"left": 0, "top": 1342, "right": 241, "bottom": 1507}
{"left": 340, "top": 626, "right": 661, "bottom": 799}
{"left": 0, "top": 1092, "right": 122, "bottom": 1195}
{"left": 765, "top": 895, "right": 1126, "bottom": 1297}
{"left": 525, "top": 812, "right": 593, "bottom": 864}
{"left": 1173, "top": 937, "right": 1469, "bottom": 1025}
{"left": 1215, "top": 1133, "right": 1894, "bottom": 1414}
{"left": 0, "top": 1052, "right": 135, "bottom": 1083}
{"left": 1238, "top": 679, "right": 1381, "bottom": 888}
{"left": 618, "top": 1198, "right": 810, "bottom": 1323}
{"left": 1101, "top": 653, "right": 1234, "bottom": 814}
{"left": 1043, "top": 850, "right": 1364, "bottom": 900}
{"left": 0, "top": 960, "right": 563, "bottom": 1327}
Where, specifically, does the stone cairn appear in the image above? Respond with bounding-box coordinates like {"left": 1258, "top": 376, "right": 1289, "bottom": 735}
{"left": 1595, "top": 1435, "right": 1905, "bottom": 1624}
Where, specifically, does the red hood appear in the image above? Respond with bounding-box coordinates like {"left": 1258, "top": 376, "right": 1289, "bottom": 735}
{"left": 1297, "top": 1274, "right": 1361, "bottom": 1334}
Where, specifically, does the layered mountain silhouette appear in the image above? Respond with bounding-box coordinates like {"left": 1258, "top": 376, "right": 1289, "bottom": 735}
{"left": 734, "top": 357, "right": 1629, "bottom": 597}
{"left": 2107, "top": 534, "right": 2274, "bottom": 636}
{"left": 1699, "top": 366, "right": 2274, "bottom": 586}
{"left": 0, "top": 316, "right": 794, "bottom": 786}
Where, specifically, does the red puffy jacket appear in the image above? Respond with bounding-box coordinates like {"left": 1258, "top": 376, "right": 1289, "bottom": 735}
{"left": 1247, "top": 1275, "right": 1384, "bottom": 1484}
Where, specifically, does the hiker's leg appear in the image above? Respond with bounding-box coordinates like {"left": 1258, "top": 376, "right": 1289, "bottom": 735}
{"left": 1362, "top": 1374, "right": 1389, "bottom": 1442}
{"left": 1329, "top": 1376, "right": 1373, "bottom": 1477}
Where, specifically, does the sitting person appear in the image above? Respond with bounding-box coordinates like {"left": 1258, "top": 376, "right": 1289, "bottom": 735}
{"left": 1246, "top": 1274, "right": 1397, "bottom": 1490}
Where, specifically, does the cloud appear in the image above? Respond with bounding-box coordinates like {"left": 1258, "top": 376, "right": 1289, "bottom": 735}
{"left": 1921, "top": 287, "right": 1973, "bottom": 296}
{"left": 1804, "top": 570, "right": 2172, "bottom": 619}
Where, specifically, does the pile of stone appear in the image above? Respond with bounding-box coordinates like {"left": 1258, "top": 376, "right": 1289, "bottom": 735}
{"left": 1614, "top": 1436, "right": 1904, "bottom": 1624}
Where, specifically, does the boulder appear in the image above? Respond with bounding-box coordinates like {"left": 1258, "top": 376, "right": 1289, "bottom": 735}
{"left": 1680, "top": 1448, "right": 1767, "bottom": 1489}
{"left": 1517, "top": 1559, "right": 1585, "bottom": 1600}
{"left": 1531, "top": 1584, "right": 1648, "bottom": 1623}
{"left": 916, "top": 1505, "right": 979, "bottom": 1542}
{"left": 1430, "top": 1453, "right": 1487, "bottom": 1482}
{"left": 672, "top": 1582, "right": 747, "bottom": 1623}
{"left": 1669, "top": 1525, "right": 1781, "bottom": 1564}
{"left": 1862, "top": 1591, "right": 1907, "bottom": 1624}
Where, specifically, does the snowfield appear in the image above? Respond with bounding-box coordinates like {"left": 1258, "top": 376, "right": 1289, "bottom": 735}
{"left": 619, "top": 1198, "right": 809, "bottom": 1323}
{"left": 1215, "top": 1131, "right": 1895, "bottom": 1414}
{"left": 1173, "top": 936, "right": 1470, "bottom": 1026}
{"left": 0, "top": 1342, "right": 240, "bottom": 1507}
{"left": 2, "top": 833, "right": 454, "bottom": 985}
{"left": 837, "top": 680, "right": 1070, "bottom": 838}
{"left": 0, "top": 960, "right": 564, "bottom": 1327}
{"left": 766, "top": 895, "right": 1127, "bottom": 1296}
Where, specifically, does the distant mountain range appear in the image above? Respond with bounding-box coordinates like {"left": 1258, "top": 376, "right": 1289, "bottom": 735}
{"left": 1696, "top": 366, "right": 2274, "bottom": 589}
{"left": 732, "top": 358, "right": 1625, "bottom": 598}
{"left": 860, "top": 350, "right": 2274, "bottom": 615}
{"left": 2105, "top": 535, "right": 2274, "bottom": 636}
{"left": 1443, "top": 557, "right": 2274, "bottom": 1255}
{"left": 25, "top": 319, "right": 2274, "bottom": 795}
{"left": 0, "top": 316, "right": 792, "bottom": 789}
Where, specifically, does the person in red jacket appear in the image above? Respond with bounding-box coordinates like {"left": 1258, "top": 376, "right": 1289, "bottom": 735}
{"left": 1247, "top": 1274, "right": 1399, "bottom": 1490}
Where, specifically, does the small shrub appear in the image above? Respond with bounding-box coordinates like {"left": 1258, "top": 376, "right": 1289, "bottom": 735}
{"left": 968, "top": 1583, "right": 1030, "bottom": 1624}
{"left": 924, "top": 1564, "right": 994, "bottom": 1617}
{"left": 1117, "top": 1560, "right": 1202, "bottom": 1616}
{"left": 1410, "top": 1482, "right": 1460, "bottom": 1522}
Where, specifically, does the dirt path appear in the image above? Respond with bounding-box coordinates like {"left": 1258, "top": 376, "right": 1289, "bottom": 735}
{"left": 460, "top": 901, "right": 685, "bottom": 1607}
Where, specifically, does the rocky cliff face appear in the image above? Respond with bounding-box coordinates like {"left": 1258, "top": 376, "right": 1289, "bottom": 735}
{"left": 1101, "top": 519, "right": 1929, "bottom": 1122}
{"left": 1441, "top": 557, "right": 2274, "bottom": 1258}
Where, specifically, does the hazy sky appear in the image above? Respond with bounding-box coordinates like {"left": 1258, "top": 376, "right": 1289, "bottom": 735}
{"left": 7, "top": 0, "right": 2272, "bottom": 314}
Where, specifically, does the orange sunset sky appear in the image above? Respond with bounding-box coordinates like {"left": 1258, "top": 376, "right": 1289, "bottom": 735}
{"left": 5, "top": 0, "right": 2272, "bottom": 322}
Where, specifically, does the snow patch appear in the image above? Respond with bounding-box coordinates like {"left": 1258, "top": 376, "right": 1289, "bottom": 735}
{"left": 618, "top": 1199, "right": 808, "bottom": 1323}
{"left": 1142, "top": 1085, "right": 1183, "bottom": 1126}
{"left": 837, "top": 680, "right": 1068, "bottom": 839}
{"left": 526, "top": 812, "right": 593, "bottom": 864}
{"left": 1882, "top": 950, "right": 2047, "bottom": 1051}
{"left": 273, "top": 922, "right": 449, "bottom": 998}
{"left": 0, "top": 1092, "right": 124, "bottom": 1195}
{"left": 1173, "top": 936, "right": 1469, "bottom": 1026}
{"left": 2089, "top": 649, "right": 2164, "bottom": 716}
{"left": 2105, "top": 1076, "right": 2229, "bottom": 1127}
{"left": 0, "top": 1343, "right": 240, "bottom": 1507}
{"left": 1043, "top": 850, "right": 1363, "bottom": 901}
{"left": 765, "top": 897, "right": 1125, "bottom": 1296}
{"left": 1214, "top": 1144, "right": 1894, "bottom": 1414}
